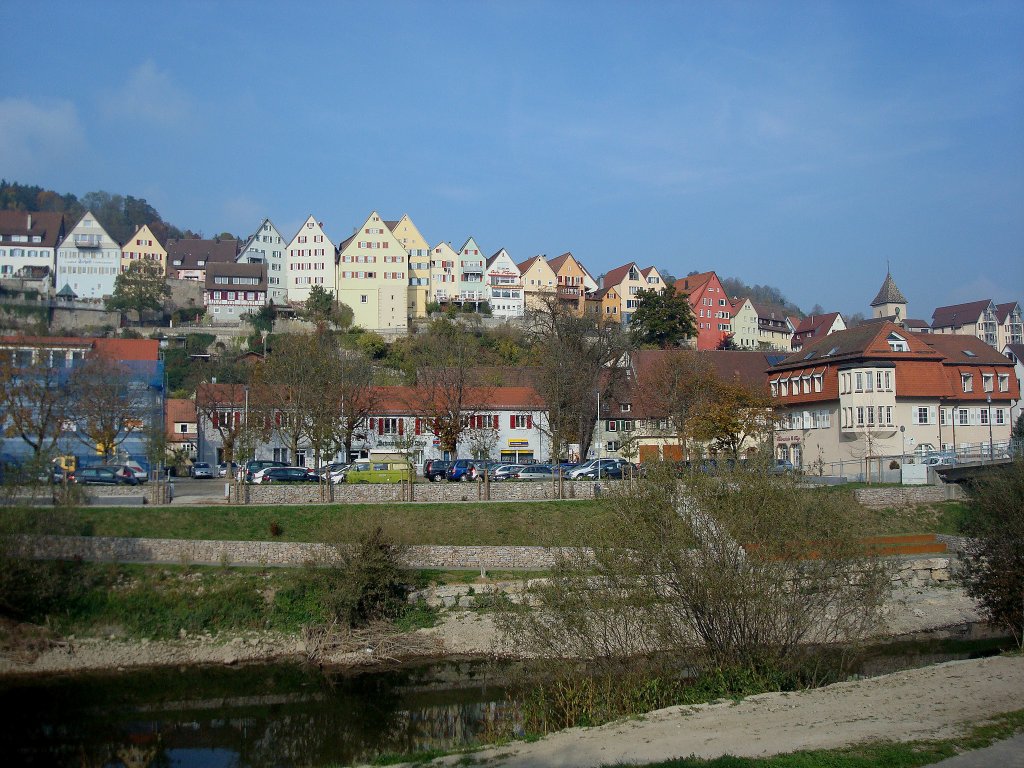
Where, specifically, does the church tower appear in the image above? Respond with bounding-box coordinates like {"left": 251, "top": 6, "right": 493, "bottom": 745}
{"left": 870, "top": 270, "right": 908, "bottom": 323}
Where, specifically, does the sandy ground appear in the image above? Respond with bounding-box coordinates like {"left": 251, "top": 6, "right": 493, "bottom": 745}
{"left": 415, "top": 654, "right": 1024, "bottom": 767}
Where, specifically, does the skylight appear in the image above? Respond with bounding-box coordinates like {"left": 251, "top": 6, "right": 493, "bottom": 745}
{"left": 803, "top": 352, "right": 816, "bottom": 360}
{"left": 963, "top": 350, "right": 977, "bottom": 357}
{"left": 824, "top": 347, "right": 839, "bottom": 357}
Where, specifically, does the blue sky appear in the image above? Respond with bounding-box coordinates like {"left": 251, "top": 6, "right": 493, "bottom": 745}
{"left": 2, "top": 1, "right": 1022, "bottom": 318}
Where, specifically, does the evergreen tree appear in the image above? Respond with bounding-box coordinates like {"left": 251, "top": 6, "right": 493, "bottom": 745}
{"left": 629, "top": 284, "right": 698, "bottom": 348}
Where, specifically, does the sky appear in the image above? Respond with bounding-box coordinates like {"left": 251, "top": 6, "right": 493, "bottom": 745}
{"left": 2, "top": 0, "right": 1022, "bottom": 319}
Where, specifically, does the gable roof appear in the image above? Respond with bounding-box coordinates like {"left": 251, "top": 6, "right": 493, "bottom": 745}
{"left": 919, "top": 332, "right": 1016, "bottom": 365}
{"left": 995, "top": 301, "right": 1021, "bottom": 324}
{"left": 516, "top": 254, "right": 552, "bottom": 274}
{"left": 1004, "top": 343, "right": 1024, "bottom": 364}
{"left": 165, "top": 398, "right": 197, "bottom": 438}
{"left": 871, "top": 272, "right": 908, "bottom": 307}
{"left": 602, "top": 262, "right": 642, "bottom": 288}
{"left": 204, "top": 261, "right": 268, "bottom": 291}
{"left": 793, "top": 312, "right": 842, "bottom": 336}
{"left": 931, "top": 299, "right": 993, "bottom": 328}
{"left": 676, "top": 271, "right": 717, "bottom": 292}
{"left": 0, "top": 211, "right": 67, "bottom": 248}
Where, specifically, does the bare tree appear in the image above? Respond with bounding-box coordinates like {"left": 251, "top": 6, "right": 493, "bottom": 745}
{"left": 528, "top": 294, "right": 630, "bottom": 461}
{"left": 68, "top": 356, "right": 151, "bottom": 462}
{"left": 195, "top": 382, "right": 248, "bottom": 463}
{"left": 1, "top": 357, "right": 71, "bottom": 460}
{"left": 634, "top": 349, "right": 718, "bottom": 461}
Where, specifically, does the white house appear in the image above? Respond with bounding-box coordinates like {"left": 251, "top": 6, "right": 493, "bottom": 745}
{"left": 486, "top": 249, "right": 525, "bottom": 319}
{"left": 0, "top": 211, "right": 66, "bottom": 281}
{"left": 285, "top": 215, "right": 336, "bottom": 304}
{"left": 55, "top": 211, "right": 121, "bottom": 300}
{"left": 238, "top": 218, "right": 287, "bottom": 305}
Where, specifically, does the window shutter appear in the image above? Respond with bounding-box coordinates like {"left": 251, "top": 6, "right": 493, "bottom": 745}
{"left": 212, "top": 412, "right": 219, "bottom": 427}
{"left": 369, "top": 417, "right": 376, "bottom": 432}
{"left": 234, "top": 412, "right": 241, "bottom": 426}
{"left": 378, "top": 419, "right": 384, "bottom": 435}
{"left": 526, "top": 415, "right": 533, "bottom": 429}
{"left": 928, "top": 406, "right": 937, "bottom": 424}
{"left": 493, "top": 414, "right": 498, "bottom": 429}
{"left": 398, "top": 419, "right": 404, "bottom": 436}
{"left": 415, "top": 418, "right": 421, "bottom": 435}
{"left": 510, "top": 415, "right": 515, "bottom": 428}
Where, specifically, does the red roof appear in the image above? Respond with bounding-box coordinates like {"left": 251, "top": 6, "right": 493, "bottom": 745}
{"left": 0, "top": 335, "right": 159, "bottom": 361}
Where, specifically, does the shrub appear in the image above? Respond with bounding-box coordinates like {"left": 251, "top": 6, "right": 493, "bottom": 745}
{"left": 960, "top": 460, "right": 1024, "bottom": 647}
{"left": 323, "top": 526, "right": 410, "bottom": 629}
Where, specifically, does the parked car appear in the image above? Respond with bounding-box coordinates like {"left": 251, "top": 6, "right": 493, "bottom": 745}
{"left": 447, "top": 459, "right": 478, "bottom": 482}
{"left": 217, "top": 461, "right": 239, "bottom": 478}
{"left": 345, "top": 458, "right": 412, "bottom": 484}
{"left": 242, "top": 460, "right": 288, "bottom": 483}
{"left": 251, "top": 466, "right": 318, "bottom": 484}
{"left": 489, "top": 464, "right": 524, "bottom": 481}
{"left": 568, "top": 458, "right": 626, "bottom": 480}
{"left": 769, "top": 459, "right": 795, "bottom": 474}
{"left": 190, "top": 462, "right": 215, "bottom": 479}
{"left": 513, "top": 464, "right": 554, "bottom": 481}
{"left": 424, "top": 459, "right": 453, "bottom": 482}
{"left": 921, "top": 454, "right": 957, "bottom": 467}
{"left": 124, "top": 461, "right": 148, "bottom": 483}
{"left": 71, "top": 465, "right": 139, "bottom": 486}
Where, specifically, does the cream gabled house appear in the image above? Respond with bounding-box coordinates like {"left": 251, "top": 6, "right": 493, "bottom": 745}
{"left": 517, "top": 254, "right": 558, "bottom": 312}
{"left": 55, "top": 211, "right": 121, "bottom": 300}
{"left": 486, "top": 248, "right": 525, "bottom": 319}
{"left": 600, "top": 262, "right": 664, "bottom": 325}
{"left": 0, "top": 211, "right": 66, "bottom": 281}
{"left": 456, "top": 236, "right": 487, "bottom": 305}
{"left": 547, "top": 251, "right": 592, "bottom": 316}
{"left": 430, "top": 241, "right": 459, "bottom": 305}
{"left": 238, "top": 218, "right": 287, "bottom": 305}
{"left": 336, "top": 211, "right": 408, "bottom": 331}
{"left": 386, "top": 214, "right": 431, "bottom": 319}
{"left": 729, "top": 297, "right": 760, "bottom": 350}
{"left": 285, "top": 215, "right": 336, "bottom": 304}
{"left": 120, "top": 224, "right": 167, "bottom": 275}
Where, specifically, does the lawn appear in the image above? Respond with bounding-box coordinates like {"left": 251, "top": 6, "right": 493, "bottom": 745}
{"left": 16, "top": 499, "right": 617, "bottom": 546}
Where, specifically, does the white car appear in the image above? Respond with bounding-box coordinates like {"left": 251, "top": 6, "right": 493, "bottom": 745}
{"left": 124, "top": 461, "right": 148, "bottom": 483}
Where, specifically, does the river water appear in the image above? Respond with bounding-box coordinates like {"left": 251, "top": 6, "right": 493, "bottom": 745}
{"left": 0, "top": 631, "right": 1012, "bottom": 768}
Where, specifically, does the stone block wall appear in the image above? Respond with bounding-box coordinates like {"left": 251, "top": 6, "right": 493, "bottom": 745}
{"left": 854, "top": 485, "right": 964, "bottom": 509}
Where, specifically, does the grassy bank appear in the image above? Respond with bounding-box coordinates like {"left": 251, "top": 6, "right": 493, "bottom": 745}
{"left": 4, "top": 499, "right": 616, "bottom": 546}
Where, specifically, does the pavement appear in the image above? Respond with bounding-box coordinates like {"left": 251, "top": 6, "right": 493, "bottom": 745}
{"left": 926, "top": 734, "right": 1024, "bottom": 767}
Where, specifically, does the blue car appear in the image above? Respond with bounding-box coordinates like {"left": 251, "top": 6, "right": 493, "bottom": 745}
{"left": 447, "top": 459, "right": 478, "bottom": 482}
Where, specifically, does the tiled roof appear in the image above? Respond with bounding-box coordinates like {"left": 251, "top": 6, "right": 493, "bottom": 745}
{"left": 919, "top": 332, "right": 1015, "bottom": 365}
{"left": 165, "top": 398, "right": 197, "bottom": 440}
{"left": 167, "top": 238, "right": 239, "bottom": 270}
{"left": 92, "top": 338, "right": 161, "bottom": 361}
{"left": 1004, "top": 344, "right": 1024, "bottom": 364}
{"left": 996, "top": 301, "right": 1021, "bottom": 324}
{"left": 204, "top": 261, "right": 268, "bottom": 291}
{"left": 546, "top": 252, "right": 572, "bottom": 272}
{"left": 601, "top": 262, "right": 640, "bottom": 288}
{"left": 675, "top": 271, "right": 715, "bottom": 292}
{"left": 931, "top": 299, "right": 993, "bottom": 329}
{"left": 0, "top": 211, "right": 66, "bottom": 248}
{"left": 792, "top": 312, "right": 842, "bottom": 336}
{"left": 870, "top": 272, "right": 908, "bottom": 307}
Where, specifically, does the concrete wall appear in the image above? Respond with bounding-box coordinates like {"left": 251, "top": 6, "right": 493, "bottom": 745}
{"left": 854, "top": 485, "right": 964, "bottom": 509}
{"left": 234, "top": 479, "right": 617, "bottom": 504}
{"left": 50, "top": 306, "right": 122, "bottom": 332}
{"left": 10, "top": 535, "right": 959, "bottom": 588}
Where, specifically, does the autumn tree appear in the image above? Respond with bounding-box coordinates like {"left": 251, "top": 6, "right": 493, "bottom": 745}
{"left": 629, "top": 284, "right": 697, "bottom": 348}
{"left": 529, "top": 294, "right": 630, "bottom": 461}
{"left": 696, "top": 377, "right": 774, "bottom": 459}
{"left": 105, "top": 261, "right": 170, "bottom": 316}
{"left": 195, "top": 382, "right": 249, "bottom": 464}
{"left": 68, "top": 356, "right": 152, "bottom": 462}
{"left": 302, "top": 286, "right": 353, "bottom": 331}
{"left": 635, "top": 349, "right": 718, "bottom": 461}
{"left": 1, "top": 357, "right": 71, "bottom": 460}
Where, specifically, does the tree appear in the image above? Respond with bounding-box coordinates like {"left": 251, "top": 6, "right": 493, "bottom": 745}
{"left": 1011, "top": 413, "right": 1024, "bottom": 448}
{"left": 529, "top": 294, "right": 630, "bottom": 461}
{"left": 960, "top": 460, "right": 1024, "bottom": 647}
{"left": 105, "top": 262, "right": 170, "bottom": 315}
{"left": 719, "top": 276, "right": 803, "bottom": 317}
{"left": 1, "top": 357, "right": 71, "bottom": 460}
{"left": 242, "top": 303, "right": 276, "bottom": 335}
{"left": 696, "top": 377, "right": 774, "bottom": 459}
{"left": 635, "top": 349, "right": 719, "bottom": 461}
{"left": 195, "top": 382, "right": 251, "bottom": 463}
{"left": 498, "top": 465, "right": 891, "bottom": 675}
{"left": 629, "top": 285, "right": 697, "bottom": 348}
{"left": 302, "top": 286, "right": 353, "bottom": 331}
{"left": 68, "top": 356, "right": 151, "bottom": 462}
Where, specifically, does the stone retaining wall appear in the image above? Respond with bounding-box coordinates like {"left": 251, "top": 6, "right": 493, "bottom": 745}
{"left": 10, "top": 535, "right": 958, "bottom": 587}
{"left": 854, "top": 485, "right": 964, "bottom": 509}
{"left": 236, "top": 479, "right": 618, "bottom": 505}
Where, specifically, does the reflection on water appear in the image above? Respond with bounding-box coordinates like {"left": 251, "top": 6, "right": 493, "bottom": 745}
{"left": 0, "top": 660, "right": 521, "bottom": 768}
{"left": 0, "top": 628, "right": 1013, "bottom": 768}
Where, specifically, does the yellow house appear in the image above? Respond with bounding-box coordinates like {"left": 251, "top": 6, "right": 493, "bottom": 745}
{"left": 516, "top": 255, "right": 558, "bottom": 312}
{"left": 430, "top": 241, "right": 459, "bottom": 304}
{"left": 120, "top": 224, "right": 167, "bottom": 275}
{"left": 336, "top": 211, "right": 408, "bottom": 332}
{"left": 601, "top": 262, "right": 665, "bottom": 324}
{"left": 729, "top": 297, "right": 760, "bottom": 349}
{"left": 585, "top": 285, "right": 621, "bottom": 324}
{"left": 547, "top": 251, "right": 592, "bottom": 316}
{"left": 386, "top": 214, "right": 431, "bottom": 319}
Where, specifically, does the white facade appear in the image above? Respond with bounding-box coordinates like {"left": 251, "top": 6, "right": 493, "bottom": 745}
{"left": 486, "top": 249, "right": 525, "bottom": 318}
{"left": 55, "top": 212, "right": 121, "bottom": 300}
{"left": 238, "top": 218, "right": 287, "bottom": 305}
{"left": 456, "top": 237, "right": 487, "bottom": 302}
{"left": 285, "top": 215, "right": 336, "bottom": 304}
{"left": 430, "top": 241, "right": 459, "bottom": 303}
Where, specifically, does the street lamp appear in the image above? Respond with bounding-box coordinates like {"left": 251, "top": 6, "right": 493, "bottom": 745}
{"left": 986, "top": 394, "right": 993, "bottom": 462}
{"left": 595, "top": 389, "right": 602, "bottom": 460}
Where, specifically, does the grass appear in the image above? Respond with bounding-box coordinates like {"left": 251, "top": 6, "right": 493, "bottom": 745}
{"left": 572, "top": 709, "right": 1024, "bottom": 767}
{"left": 2, "top": 499, "right": 615, "bottom": 545}
{"left": 856, "top": 500, "right": 970, "bottom": 537}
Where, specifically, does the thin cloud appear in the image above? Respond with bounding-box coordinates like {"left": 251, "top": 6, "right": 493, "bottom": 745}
{"left": 0, "top": 98, "right": 85, "bottom": 177}
{"left": 101, "top": 61, "right": 193, "bottom": 127}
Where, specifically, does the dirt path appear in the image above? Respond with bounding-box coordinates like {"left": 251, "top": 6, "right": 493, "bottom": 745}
{"left": 420, "top": 654, "right": 1024, "bottom": 767}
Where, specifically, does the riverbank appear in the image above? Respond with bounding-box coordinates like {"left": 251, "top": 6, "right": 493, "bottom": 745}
{"left": 0, "top": 584, "right": 987, "bottom": 677}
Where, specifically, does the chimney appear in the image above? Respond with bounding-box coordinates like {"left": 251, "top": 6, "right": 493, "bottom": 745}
{"left": 26, "top": 213, "right": 32, "bottom": 230}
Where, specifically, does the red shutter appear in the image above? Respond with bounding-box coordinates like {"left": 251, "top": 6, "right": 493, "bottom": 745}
{"left": 275, "top": 412, "right": 281, "bottom": 426}
{"left": 510, "top": 415, "right": 515, "bottom": 428}
{"left": 234, "top": 412, "right": 240, "bottom": 426}
{"left": 212, "top": 412, "right": 219, "bottom": 427}
{"left": 378, "top": 419, "right": 384, "bottom": 435}
{"left": 369, "top": 417, "right": 376, "bottom": 432}
{"left": 527, "top": 415, "right": 533, "bottom": 429}
{"left": 398, "top": 419, "right": 404, "bottom": 436}
{"left": 415, "top": 418, "right": 421, "bottom": 435}
{"left": 493, "top": 415, "right": 498, "bottom": 429}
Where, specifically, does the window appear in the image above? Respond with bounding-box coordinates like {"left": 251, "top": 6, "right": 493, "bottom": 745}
{"left": 958, "top": 408, "right": 969, "bottom": 426}
{"left": 980, "top": 409, "right": 989, "bottom": 426}
{"left": 620, "top": 403, "right": 631, "bottom": 412}
{"left": 606, "top": 420, "right": 617, "bottom": 432}
{"left": 865, "top": 372, "right": 874, "bottom": 392}
{"left": 995, "top": 408, "right": 1006, "bottom": 425}
{"left": 983, "top": 373, "right": 994, "bottom": 392}
{"left": 914, "top": 407, "right": 928, "bottom": 424}
{"left": 856, "top": 407, "right": 864, "bottom": 426}
{"left": 512, "top": 414, "right": 531, "bottom": 429}
{"left": 813, "top": 374, "right": 823, "bottom": 393}
{"left": 962, "top": 373, "right": 973, "bottom": 392}
{"left": 999, "top": 373, "right": 1009, "bottom": 392}
{"left": 360, "top": 295, "right": 367, "bottom": 303}
{"left": 866, "top": 406, "right": 875, "bottom": 426}
{"left": 855, "top": 372, "right": 863, "bottom": 392}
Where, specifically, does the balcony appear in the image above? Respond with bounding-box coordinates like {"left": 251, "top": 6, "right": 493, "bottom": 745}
{"left": 73, "top": 235, "right": 102, "bottom": 248}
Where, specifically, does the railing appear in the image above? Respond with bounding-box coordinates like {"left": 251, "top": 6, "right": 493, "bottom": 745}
{"left": 73, "top": 235, "right": 102, "bottom": 248}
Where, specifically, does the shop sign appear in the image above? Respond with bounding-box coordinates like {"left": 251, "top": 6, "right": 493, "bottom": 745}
{"left": 508, "top": 439, "right": 529, "bottom": 448}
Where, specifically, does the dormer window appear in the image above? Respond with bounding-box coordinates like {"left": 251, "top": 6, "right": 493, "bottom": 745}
{"left": 887, "top": 332, "right": 908, "bottom": 352}
{"left": 982, "top": 373, "right": 994, "bottom": 392}
{"left": 198, "top": 260, "right": 206, "bottom": 267}
{"left": 962, "top": 373, "right": 973, "bottom": 392}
